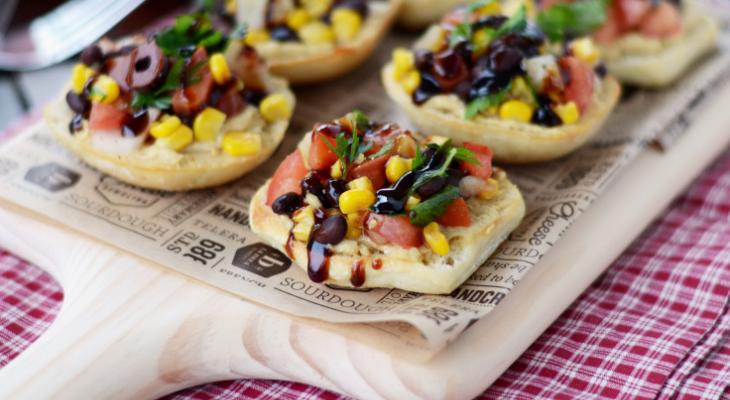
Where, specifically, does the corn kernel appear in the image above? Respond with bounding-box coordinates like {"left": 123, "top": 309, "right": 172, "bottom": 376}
{"left": 71, "top": 64, "right": 94, "bottom": 94}
{"left": 347, "top": 176, "right": 374, "bottom": 192}
{"left": 150, "top": 115, "right": 182, "bottom": 139}
{"left": 301, "top": 0, "right": 333, "bottom": 18}
{"left": 331, "top": 8, "right": 362, "bottom": 43}
{"left": 89, "top": 75, "right": 119, "bottom": 104}
{"left": 479, "top": 178, "right": 500, "bottom": 200}
{"left": 570, "top": 38, "right": 600, "bottom": 65}
{"left": 193, "top": 107, "right": 227, "bottom": 141}
{"left": 510, "top": 76, "right": 533, "bottom": 103}
{"left": 395, "top": 134, "right": 417, "bottom": 157}
{"left": 222, "top": 132, "right": 261, "bottom": 156}
{"left": 346, "top": 212, "right": 363, "bottom": 239}
{"left": 209, "top": 53, "right": 231, "bottom": 85}
{"left": 339, "top": 189, "right": 375, "bottom": 214}
{"left": 331, "top": 159, "right": 343, "bottom": 179}
{"left": 405, "top": 195, "right": 421, "bottom": 211}
{"left": 426, "top": 135, "right": 449, "bottom": 146}
{"left": 245, "top": 29, "right": 270, "bottom": 45}
{"left": 424, "top": 222, "right": 449, "bottom": 256}
{"left": 287, "top": 8, "right": 311, "bottom": 30}
{"left": 472, "top": 28, "right": 492, "bottom": 52}
{"left": 225, "top": 0, "right": 236, "bottom": 14}
{"left": 554, "top": 101, "right": 580, "bottom": 125}
{"left": 499, "top": 100, "right": 533, "bottom": 123}
{"left": 392, "top": 48, "right": 415, "bottom": 80}
{"left": 292, "top": 206, "right": 315, "bottom": 242}
{"left": 401, "top": 70, "right": 421, "bottom": 95}
{"left": 385, "top": 156, "right": 412, "bottom": 183}
{"left": 259, "top": 93, "right": 292, "bottom": 122}
{"left": 299, "top": 21, "right": 335, "bottom": 45}
{"left": 156, "top": 124, "right": 193, "bottom": 151}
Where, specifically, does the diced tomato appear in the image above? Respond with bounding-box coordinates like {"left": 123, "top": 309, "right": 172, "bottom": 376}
{"left": 349, "top": 155, "right": 389, "bottom": 190}
{"left": 559, "top": 56, "right": 595, "bottom": 113}
{"left": 460, "top": 142, "right": 493, "bottom": 180}
{"left": 266, "top": 150, "right": 308, "bottom": 206}
{"left": 88, "top": 100, "right": 128, "bottom": 132}
{"left": 436, "top": 197, "right": 471, "bottom": 227}
{"left": 639, "top": 2, "right": 682, "bottom": 38}
{"left": 365, "top": 213, "right": 424, "bottom": 248}
{"left": 309, "top": 132, "right": 339, "bottom": 170}
{"left": 615, "top": 0, "right": 652, "bottom": 31}
{"left": 172, "top": 47, "right": 214, "bottom": 116}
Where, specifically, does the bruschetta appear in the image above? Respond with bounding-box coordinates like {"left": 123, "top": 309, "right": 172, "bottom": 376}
{"left": 44, "top": 12, "right": 295, "bottom": 191}
{"left": 235, "top": 0, "right": 402, "bottom": 84}
{"left": 250, "top": 110, "right": 525, "bottom": 294}
{"left": 572, "top": 0, "right": 718, "bottom": 87}
{"left": 383, "top": 3, "right": 621, "bottom": 163}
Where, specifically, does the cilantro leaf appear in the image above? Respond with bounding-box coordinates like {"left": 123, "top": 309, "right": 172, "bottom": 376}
{"left": 319, "top": 126, "right": 372, "bottom": 178}
{"left": 368, "top": 140, "right": 394, "bottom": 160}
{"left": 465, "top": 82, "right": 512, "bottom": 119}
{"left": 409, "top": 185, "right": 460, "bottom": 226}
{"left": 412, "top": 145, "right": 425, "bottom": 169}
{"left": 454, "top": 147, "right": 479, "bottom": 165}
{"left": 449, "top": 22, "right": 472, "bottom": 48}
{"left": 155, "top": 13, "right": 229, "bottom": 56}
{"left": 347, "top": 109, "right": 370, "bottom": 132}
{"left": 537, "top": 0, "right": 607, "bottom": 41}
{"left": 130, "top": 58, "right": 185, "bottom": 110}
{"left": 493, "top": 5, "right": 527, "bottom": 39}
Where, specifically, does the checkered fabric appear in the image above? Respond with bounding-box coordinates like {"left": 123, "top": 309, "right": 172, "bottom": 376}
{"left": 0, "top": 131, "right": 728, "bottom": 398}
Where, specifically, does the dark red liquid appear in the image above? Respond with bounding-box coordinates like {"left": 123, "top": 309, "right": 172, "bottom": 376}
{"left": 372, "top": 258, "right": 383, "bottom": 270}
{"left": 307, "top": 241, "right": 331, "bottom": 283}
{"left": 350, "top": 260, "right": 366, "bottom": 287}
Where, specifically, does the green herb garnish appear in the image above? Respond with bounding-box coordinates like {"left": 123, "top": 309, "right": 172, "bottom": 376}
{"left": 411, "top": 140, "right": 477, "bottom": 192}
{"left": 493, "top": 5, "right": 528, "bottom": 39}
{"left": 537, "top": 0, "right": 607, "bottom": 41}
{"left": 131, "top": 58, "right": 185, "bottom": 109}
{"left": 368, "top": 140, "right": 394, "bottom": 160}
{"left": 155, "top": 13, "right": 228, "bottom": 57}
{"left": 409, "top": 185, "right": 461, "bottom": 226}
{"left": 465, "top": 81, "right": 512, "bottom": 119}
{"left": 449, "top": 22, "right": 473, "bottom": 48}
{"left": 320, "top": 129, "right": 373, "bottom": 178}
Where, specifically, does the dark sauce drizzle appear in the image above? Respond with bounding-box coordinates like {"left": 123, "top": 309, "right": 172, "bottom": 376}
{"left": 350, "top": 259, "right": 366, "bottom": 287}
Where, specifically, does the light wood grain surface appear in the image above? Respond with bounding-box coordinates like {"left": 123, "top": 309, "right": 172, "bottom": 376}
{"left": 0, "top": 80, "right": 728, "bottom": 399}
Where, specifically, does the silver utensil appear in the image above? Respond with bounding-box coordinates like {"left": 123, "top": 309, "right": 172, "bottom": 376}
{"left": 0, "top": 0, "right": 146, "bottom": 71}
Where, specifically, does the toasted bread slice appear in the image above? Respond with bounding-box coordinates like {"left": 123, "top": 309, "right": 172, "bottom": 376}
{"left": 44, "top": 77, "right": 294, "bottom": 191}
{"left": 252, "top": 0, "right": 402, "bottom": 84}
{"left": 382, "top": 64, "right": 621, "bottom": 163}
{"left": 249, "top": 129, "right": 526, "bottom": 294}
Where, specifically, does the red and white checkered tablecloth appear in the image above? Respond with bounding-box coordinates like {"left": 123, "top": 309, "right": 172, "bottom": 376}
{"left": 1, "top": 119, "right": 729, "bottom": 398}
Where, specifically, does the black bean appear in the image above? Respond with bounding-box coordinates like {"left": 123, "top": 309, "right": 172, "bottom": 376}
{"left": 126, "top": 108, "right": 149, "bottom": 136}
{"left": 594, "top": 63, "right": 607, "bottom": 79}
{"left": 65, "top": 90, "right": 90, "bottom": 115}
{"left": 80, "top": 44, "right": 103, "bottom": 66}
{"left": 532, "top": 97, "right": 562, "bottom": 127}
{"left": 68, "top": 114, "right": 84, "bottom": 134}
{"left": 417, "top": 176, "right": 447, "bottom": 199}
{"left": 272, "top": 192, "right": 304, "bottom": 216}
{"left": 269, "top": 26, "right": 298, "bottom": 42}
{"left": 326, "top": 180, "right": 347, "bottom": 206}
{"left": 312, "top": 215, "right": 347, "bottom": 245}
{"left": 446, "top": 168, "right": 465, "bottom": 187}
{"left": 489, "top": 47, "right": 524, "bottom": 75}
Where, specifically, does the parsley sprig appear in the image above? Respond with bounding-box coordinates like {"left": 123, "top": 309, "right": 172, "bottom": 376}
{"left": 537, "top": 0, "right": 608, "bottom": 41}
{"left": 411, "top": 140, "right": 477, "bottom": 193}
{"left": 465, "top": 81, "right": 512, "bottom": 119}
{"left": 320, "top": 110, "right": 374, "bottom": 178}
{"left": 155, "top": 13, "right": 227, "bottom": 57}
{"left": 409, "top": 185, "right": 461, "bottom": 226}
{"left": 130, "top": 58, "right": 185, "bottom": 109}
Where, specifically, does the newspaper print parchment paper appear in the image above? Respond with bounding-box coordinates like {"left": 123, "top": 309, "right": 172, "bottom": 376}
{"left": 0, "top": 28, "right": 728, "bottom": 358}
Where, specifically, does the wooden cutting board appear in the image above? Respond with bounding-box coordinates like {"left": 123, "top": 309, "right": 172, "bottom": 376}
{"left": 0, "top": 79, "right": 728, "bottom": 399}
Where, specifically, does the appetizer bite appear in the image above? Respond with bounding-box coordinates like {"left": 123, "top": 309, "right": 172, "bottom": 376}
{"left": 538, "top": 0, "right": 718, "bottom": 87}
{"left": 382, "top": 2, "right": 621, "bottom": 163}
{"left": 45, "top": 12, "right": 295, "bottom": 191}
{"left": 235, "top": 0, "right": 402, "bottom": 84}
{"left": 250, "top": 111, "right": 525, "bottom": 294}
